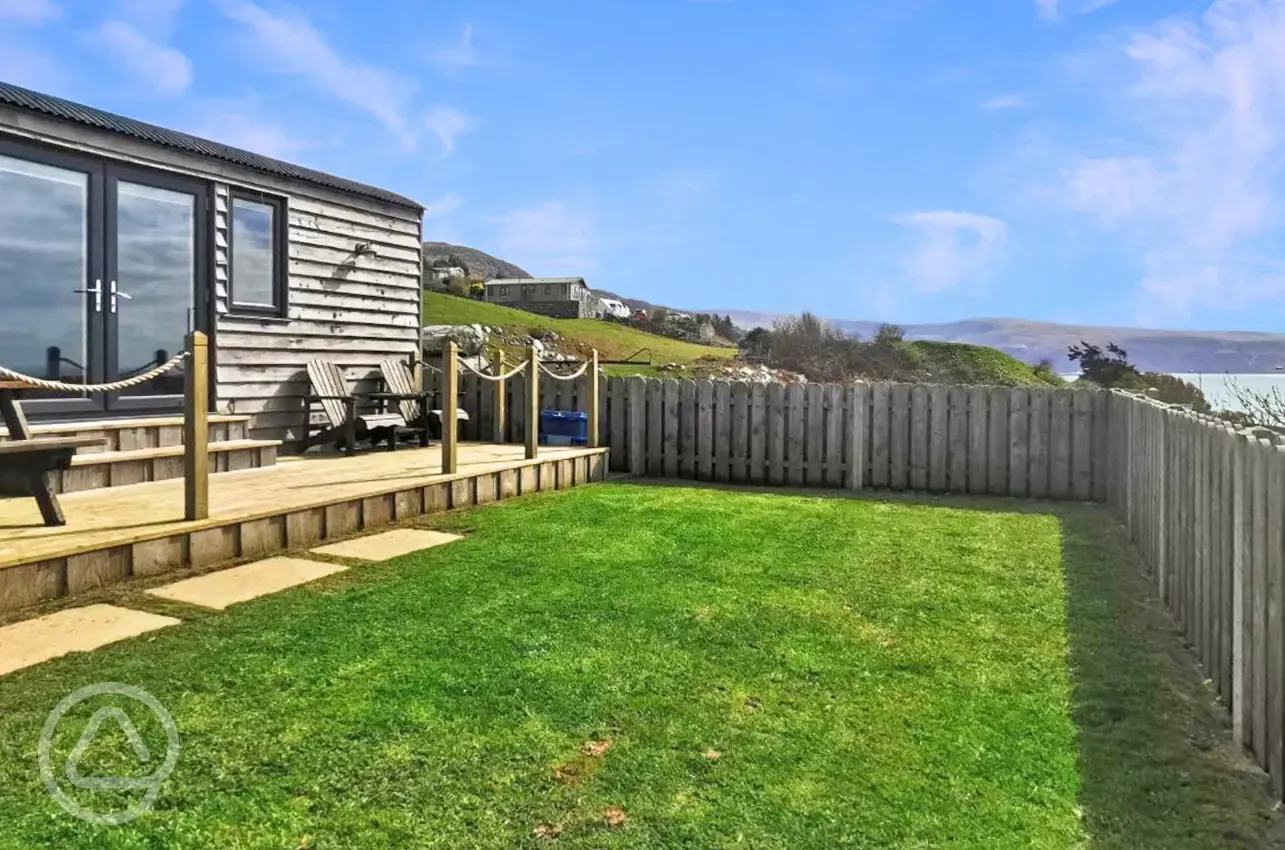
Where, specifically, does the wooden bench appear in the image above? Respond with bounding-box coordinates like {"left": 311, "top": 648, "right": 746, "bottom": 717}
{"left": 0, "top": 383, "right": 106, "bottom": 526}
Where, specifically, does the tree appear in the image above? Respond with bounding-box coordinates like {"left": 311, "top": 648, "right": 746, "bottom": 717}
{"left": 1067, "top": 340, "right": 1136, "bottom": 387}
{"left": 874, "top": 323, "right": 905, "bottom": 345}
{"left": 1226, "top": 379, "right": 1285, "bottom": 430}
{"left": 739, "top": 326, "right": 773, "bottom": 359}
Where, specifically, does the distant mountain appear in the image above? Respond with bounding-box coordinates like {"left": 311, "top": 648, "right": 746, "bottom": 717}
{"left": 708, "top": 311, "right": 1285, "bottom": 374}
{"left": 422, "top": 242, "right": 531, "bottom": 281}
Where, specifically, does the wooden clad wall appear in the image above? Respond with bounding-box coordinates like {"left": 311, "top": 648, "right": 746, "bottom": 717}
{"left": 215, "top": 190, "right": 422, "bottom": 443}
{"left": 1106, "top": 391, "right": 1285, "bottom": 798}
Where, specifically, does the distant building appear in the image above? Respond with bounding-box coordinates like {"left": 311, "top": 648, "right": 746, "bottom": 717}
{"left": 483, "top": 277, "right": 601, "bottom": 319}
{"left": 598, "top": 298, "right": 631, "bottom": 319}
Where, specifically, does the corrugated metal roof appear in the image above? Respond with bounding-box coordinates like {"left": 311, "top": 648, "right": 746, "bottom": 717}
{"left": 0, "top": 82, "right": 423, "bottom": 211}
{"left": 484, "top": 277, "right": 585, "bottom": 286}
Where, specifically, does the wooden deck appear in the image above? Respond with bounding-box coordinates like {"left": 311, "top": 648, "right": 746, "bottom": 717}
{"left": 0, "top": 443, "right": 609, "bottom": 613}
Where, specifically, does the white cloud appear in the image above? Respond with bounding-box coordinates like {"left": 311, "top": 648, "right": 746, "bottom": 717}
{"left": 892, "top": 210, "right": 1009, "bottom": 292}
{"left": 190, "top": 112, "right": 302, "bottom": 159}
{"left": 1058, "top": 0, "right": 1285, "bottom": 318}
{"left": 422, "top": 105, "right": 475, "bottom": 156}
{"left": 88, "top": 20, "right": 192, "bottom": 96}
{"left": 217, "top": 0, "right": 417, "bottom": 147}
{"left": 423, "top": 193, "right": 464, "bottom": 218}
{"left": 1037, "top": 0, "right": 1119, "bottom": 22}
{"left": 490, "top": 200, "right": 596, "bottom": 275}
{"left": 0, "top": 0, "right": 60, "bottom": 23}
{"left": 118, "top": 0, "right": 185, "bottom": 33}
{"left": 983, "top": 93, "right": 1030, "bottom": 110}
{"left": 429, "top": 22, "right": 478, "bottom": 71}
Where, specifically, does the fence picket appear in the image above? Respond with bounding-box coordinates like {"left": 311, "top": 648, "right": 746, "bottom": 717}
{"left": 806, "top": 384, "right": 826, "bottom": 487}
{"left": 731, "top": 382, "right": 749, "bottom": 483}
{"left": 786, "top": 384, "right": 806, "bottom": 487}
{"left": 825, "top": 384, "right": 845, "bottom": 487}
{"left": 680, "top": 380, "right": 697, "bottom": 479}
{"left": 870, "top": 383, "right": 890, "bottom": 489}
{"left": 967, "top": 386, "right": 989, "bottom": 495}
{"left": 928, "top": 385, "right": 948, "bottom": 492}
{"left": 714, "top": 381, "right": 732, "bottom": 483}
{"left": 1049, "top": 391, "right": 1072, "bottom": 500}
{"left": 663, "top": 379, "right": 680, "bottom": 478}
{"left": 910, "top": 385, "right": 929, "bottom": 492}
{"left": 987, "top": 387, "right": 1009, "bottom": 496}
{"left": 750, "top": 382, "right": 767, "bottom": 484}
{"left": 947, "top": 386, "right": 969, "bottom": 493}
{"left": 768, "top": 382, "right": 785, "bottom": 486}
{"left": 696, "top": 380, "right": 714, "bottom": 481}
{"left": 848, "top": 383, "right": 867, "bottom": 491}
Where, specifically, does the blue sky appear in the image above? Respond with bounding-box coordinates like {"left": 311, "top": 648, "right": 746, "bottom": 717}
{"left": 2, "top": 0, "right": 1284, "bottom": 332}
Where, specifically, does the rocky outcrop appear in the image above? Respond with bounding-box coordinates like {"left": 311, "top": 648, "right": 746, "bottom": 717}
{"left": 422, "top": 242, "right": 531, "bottom": 282}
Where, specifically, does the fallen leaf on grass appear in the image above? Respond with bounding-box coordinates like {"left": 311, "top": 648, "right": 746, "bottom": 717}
{"left": 704, "top": 749, "right": 721, "bottom": 760}
{"left": 553, "top": 761, "right": 585, "bottom": 785}
{"left": 604, "top": 807, "right": 628, "bottom": 827}
{"left": 533, "top": 823, "right": 563, "bottom": 840}
{"left": 581, "top": 739, "right": 614, "bottom": 758}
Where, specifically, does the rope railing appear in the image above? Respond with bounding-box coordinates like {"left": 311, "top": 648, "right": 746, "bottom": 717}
{"left": 538, "top": 361, "right": 589, "bottom": 381}
{"left": 0, "top": 350, "right": 189, "bottom": 393}
{"left": 459, "top": 358, "right": 529, "bottom": 382}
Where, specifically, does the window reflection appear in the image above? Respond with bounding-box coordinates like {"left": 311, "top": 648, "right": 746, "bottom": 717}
{"left": 116, "top": 181, "right": 194, "bottom": 397}
{"left": 232, "top": 198, "right": 275, "bottom": 307}
{"left": 0, "top": 154, "right": 88, "bottom": 394}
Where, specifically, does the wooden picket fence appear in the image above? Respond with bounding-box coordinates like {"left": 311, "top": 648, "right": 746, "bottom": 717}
{"left": 441, "top": 373, "right": 1109, "bottom": 500}
{"left": 1106, "top": 391, "right": 1285, "bottom": 797}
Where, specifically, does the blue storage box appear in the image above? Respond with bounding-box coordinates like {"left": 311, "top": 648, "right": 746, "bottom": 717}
{"left": 539, "top": 410, "right": 588, "bottom": 446}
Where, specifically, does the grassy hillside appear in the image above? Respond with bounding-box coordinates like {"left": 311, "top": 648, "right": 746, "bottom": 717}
{"left": 898, "top": 340, "right": 1063, "bottom": 387}
{"left": 424, "top": 293, "right": 1062, "bottom": 386}
{"left": 423, "top": 292, "right": 735, "bottom": 375}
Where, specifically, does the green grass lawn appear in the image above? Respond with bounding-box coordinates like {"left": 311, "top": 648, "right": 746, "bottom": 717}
{"left": 423, "top": 292, "right": 735, "bottom": 375}
{"left": 0, "top": 485, "right": 1280, "bottom": 848}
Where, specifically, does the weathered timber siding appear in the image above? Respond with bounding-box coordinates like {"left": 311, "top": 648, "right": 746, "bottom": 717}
{"left": 216, "top": 194, "right": 421, "bottom": 443}
{"left": 0, "top": 106, "right": 424, "bottom": 446}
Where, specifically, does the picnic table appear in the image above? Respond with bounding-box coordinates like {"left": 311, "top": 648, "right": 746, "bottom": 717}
{"left": 0, "top": 381, "right": 105, "bottom": 526}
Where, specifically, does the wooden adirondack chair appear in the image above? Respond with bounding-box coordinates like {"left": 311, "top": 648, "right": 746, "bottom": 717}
{"left": 378, "top": 358, "right": 469, "bottom": 441}
{"left": 299, "top": 360, "right": 407, "bottom": 455}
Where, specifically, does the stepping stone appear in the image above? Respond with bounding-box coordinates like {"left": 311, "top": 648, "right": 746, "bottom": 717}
{"left": 146, "top": 557, "right": 345, "bottom": 611}
{"left": 0, "top": 604, "right": 181, "bottom": 677}
{"left": 310, "top": 529, "right": 463, "bottom": 562}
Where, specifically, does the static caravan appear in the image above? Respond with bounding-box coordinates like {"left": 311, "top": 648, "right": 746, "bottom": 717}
{"left": 0, "top": 81, "right": 425, "bottom": 459}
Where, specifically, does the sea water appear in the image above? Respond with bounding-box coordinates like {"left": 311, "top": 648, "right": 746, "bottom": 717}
{"left": 1059, "top": 373, "right": 1285, "bottom": 412}
{"left": 1170, "top": 374, "right": 1285, "bottom": 413}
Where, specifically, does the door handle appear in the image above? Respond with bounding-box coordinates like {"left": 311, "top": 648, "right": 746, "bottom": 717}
{"left": 109, "top": 280, "right": 132, "bottom": 313}
{"left": 74, "top": 280, "right": 103, "bottom": 312}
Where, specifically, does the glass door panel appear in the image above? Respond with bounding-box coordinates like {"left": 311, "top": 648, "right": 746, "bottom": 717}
{"left": 107, "top": 175, "right": 200, "bottom": 406}
{"left": 0, "top": 151, "right": 103, "bottom": 415}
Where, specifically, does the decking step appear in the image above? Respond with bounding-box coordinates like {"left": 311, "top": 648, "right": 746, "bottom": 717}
{"left": 0, "top": 439, "right": 281, "bottom": 496}
{"left": 0, "top": 415, "right": 253, "bottom": 453}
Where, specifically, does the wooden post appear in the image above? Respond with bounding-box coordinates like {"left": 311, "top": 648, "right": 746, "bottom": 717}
{"left": 442, "top": 340, "right": 459, "bottom": 474}
{"left": 493, "top": 347, "right": 507, "bottom": 444}
{"left": 184, "top": 330, "right": 209, "bottom": 521}
{"left": 588, "top": 349, "right": 600, "bottom": 448}
{"left": 526, "top": 345, "right": 540, "bottom": 459}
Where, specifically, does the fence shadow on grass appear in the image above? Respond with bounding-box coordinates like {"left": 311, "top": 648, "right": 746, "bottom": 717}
{"left": 623, "top": 479, "right": 1285, "bottom": 848}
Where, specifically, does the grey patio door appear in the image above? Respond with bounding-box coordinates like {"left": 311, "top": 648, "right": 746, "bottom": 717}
{"left": 0, "top": 138, "right": 210, "bottom": 420}
{"left": 0, "top": 142, "right": 106, "bottom": 418}
{"left": 104, "top": 167, "right": 208, "bottom": 413}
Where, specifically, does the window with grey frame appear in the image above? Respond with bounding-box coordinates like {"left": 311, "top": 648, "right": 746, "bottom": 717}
{"left": 228, "top": 189, "right": 288, "bottom": 316}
